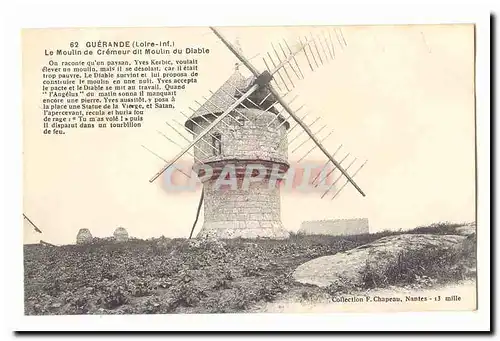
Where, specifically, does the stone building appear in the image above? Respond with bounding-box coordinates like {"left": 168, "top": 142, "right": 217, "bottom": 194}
{"left": 113, "top": 227, "right": 129, "bottom": 242}
{"left": 76, "top": 228, "right": 93, "bottom": 244}
{"left": 299, "top": 218, "right": 369, "bottom": 236}
{"left": 185, "top": 69, "right": 290, "bottom": 239}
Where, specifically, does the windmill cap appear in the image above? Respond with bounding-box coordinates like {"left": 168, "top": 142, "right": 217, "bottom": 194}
{"left": 185, "top": 70, "right": 289, "bottom": 131}
{"left": 185, "top": 70, "right": 248, "bottom": 127}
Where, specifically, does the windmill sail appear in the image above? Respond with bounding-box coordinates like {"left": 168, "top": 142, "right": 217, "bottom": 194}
{"left": 209, "top": 26, "right": 367, "bottom": 198}
{"left": 23, "top": 213, "right": 42, "bottom": 234}
{"left": 147, "top": 26, "right": 366, "bottom": 201}
{"left": 149, "top": 82, "right": 260, "bottom": 183}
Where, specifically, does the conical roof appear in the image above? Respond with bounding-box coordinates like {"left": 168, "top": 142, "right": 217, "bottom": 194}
{"left": 188, "top": 70, "right": 251, "bottom": 121}
{"left": 184, "top": 69, "right": 289, "bottom": 131}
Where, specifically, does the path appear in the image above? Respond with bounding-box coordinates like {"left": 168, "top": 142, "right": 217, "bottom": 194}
{"left": 252, "top": 280, "right": 476, "bottom": 313}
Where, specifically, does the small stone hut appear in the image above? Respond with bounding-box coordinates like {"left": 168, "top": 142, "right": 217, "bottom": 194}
{"left": 113, "top": 227, "right": 129, "bottom": 242}
{"left": 76, "top": 228, "right": 93, "bottom": 244}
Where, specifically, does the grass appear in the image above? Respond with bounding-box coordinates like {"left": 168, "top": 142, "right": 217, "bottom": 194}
{"left": 24, "top": 221, "right": 475, "bottom": 315}
{"left": 363, "top": 234, "right": 476, "bottom": 288}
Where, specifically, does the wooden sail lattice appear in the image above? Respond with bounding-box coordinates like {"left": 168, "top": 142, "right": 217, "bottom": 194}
{"left": 143, "top": 26, "right": 367, "bottom": 205}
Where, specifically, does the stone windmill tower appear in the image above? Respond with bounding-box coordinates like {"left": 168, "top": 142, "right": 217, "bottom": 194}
{"left": 147, "top": 27, "right": 367, "bottom": 239}
{"left": 184, "top": 69, "right": 291, "bottom": 239}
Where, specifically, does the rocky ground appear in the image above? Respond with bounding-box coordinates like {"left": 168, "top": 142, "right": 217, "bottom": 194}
{"left": 24, "top": 222, "right": 475, "bottom": 315}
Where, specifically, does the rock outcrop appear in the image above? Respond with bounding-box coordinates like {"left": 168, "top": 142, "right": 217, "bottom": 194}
{"left": 113, "top": 227, "right": 129, "bottom": 242}
{"left": 299, "top": 218, "right": 369, "bottom": 236}
{"left": 293, "top": 233, "right": 467, "bottom": 288}
{"left": 454, "top": 222, "right": 476, "bottom": 236}
{"left": 76, "top": 229, "right": 93, "bottom": 245}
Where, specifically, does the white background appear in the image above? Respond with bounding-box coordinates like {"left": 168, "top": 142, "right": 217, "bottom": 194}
{"left": 1, "top": 0, "right": 494, "bottom": 335}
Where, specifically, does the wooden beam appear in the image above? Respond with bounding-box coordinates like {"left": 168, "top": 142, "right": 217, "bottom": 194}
{"left": 269, "top": 85, "right": 366, "bottom": 197}
{"left": 149, "top": 83, "right": 260, "bottom": 183}
{"left": 210, "top": 26, "right": 366, "bottom": 197}
{"left": 189, "top": 188, "right": 204, "bottom": 239}
{"left": 23, "top": 214, "right": 42, "bottom": 233}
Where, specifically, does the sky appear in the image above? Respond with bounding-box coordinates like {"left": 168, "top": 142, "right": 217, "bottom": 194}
{"left": 23, "top": 24, "right": 475, "bottom": 245}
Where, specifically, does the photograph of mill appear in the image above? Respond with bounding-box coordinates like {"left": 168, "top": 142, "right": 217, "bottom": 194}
{"left": 23, "top": 24, "right": 477, "bottom": 315}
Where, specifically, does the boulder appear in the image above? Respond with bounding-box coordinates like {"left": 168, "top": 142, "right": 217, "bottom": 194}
{"left": 76, "top": 229, "right": 93, "bottom": 245}
{"left": 293, "top": 233, "right": 467, "bottom": 288}
{"left": 113, "top": 227, "right": 129, "bottom": 242}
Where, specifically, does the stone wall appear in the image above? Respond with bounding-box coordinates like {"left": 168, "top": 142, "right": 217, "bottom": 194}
{"left": 190, "top": 108, "right": 289, "bottom": 164}
{"left": 189, "top": 108, "right": 290, "bottom": 239}
{"left": 299, "top": 218, "right": 369, "bottom": 236}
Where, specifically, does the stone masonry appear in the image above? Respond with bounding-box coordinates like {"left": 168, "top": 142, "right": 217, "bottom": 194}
{"left": 113, "top": 227, "right": 129, "bottom": 242}
{"left": 185, "top": 70, "right": 290, "bottom": 239}
{"left": 299, "top": 218, "right": 369, "bottom": 236}
{"left": 76, "top": 228, "right": 93, "bottom": 244}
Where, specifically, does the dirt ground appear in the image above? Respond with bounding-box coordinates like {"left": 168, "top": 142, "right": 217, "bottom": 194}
{"left": 251, "top": 280, "right": 476, "bottom": 313}
{"left": 24, "top": 223, "right": 475, "bottom": 315}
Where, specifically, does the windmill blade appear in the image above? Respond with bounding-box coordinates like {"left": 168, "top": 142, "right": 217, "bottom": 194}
{"left": 267, "top": 86, "right": 366, "bottom": 197}
{"left": 259, "top": 92, "right": 273, "bottom": 105}
{"left": 211, "top": 88, "right": 253, "bottom": 122}
{"left": 178, "top": 110, "right": 224, "bottom": 143}
{"left": 291, "top": 124, "right": 326, "bottom": 153}
{"left": 211, "top": 26, "right": 342, "bottom": 96}
{"left": 224, "top": 80, "right": 261, "bottom": 109}
{"left": 156, "top": 130, "right": 205, "bottom": 165}
{"left": 262, "top": 57, "right": 283, "bottom": 92}
{"left": 23, "top": 214, "right": 42, "bottom": 233}
{"left": 264, "top": 32, "right": 339, "bottom": 94}
{"left": 336, "top": 28, "right": 348, "bottom": 48}
{"left": 256, "top": 32, "right": 348, "bottom": 109}
{"left": 213, "top": 83, "right": 283, "bottom": 124}
{"left": 278, "top": 41, "right": 301, "bottom": 80}
{"left": 310, "top": 33, "right": 324, "bottom": 65}
{"left": 310, "top": 144, "right": 343, "bottom": 185}
{"left": 316, "top": 152, "right": 350, "bottom": 188}
{"left": 321, "top": 156, "right": 357, "bottom": 199}
{"left": 322, "top": 31, "right": 335, "bottom": 59}
{"left": 254, "top": 99, "right": 281, "bottom": 120}
{"left": 208, "top": 26, "right": 365, "bottom": 197}
{"left": 189, "top": 105, "right": 232, "bottom": 130}
{"left": 297, "top": 128, "right": 335, "bottom": 163}
{"left": 275, "top": 103, "right": 304, "bottom": 131}
{"left": 268, "top": 38, "right": 310, "bottom": 76}
{"left": 210, "top": 27, "right": 260, "bottom": 75}
{"left": 331, "top": 160, "right": 368, "bottom": 200}
{"left": 300, "top": 36, "right": 317, "bottom": 70}
{"left": 196, "top": 96, "right": 243, "bottom": 127}
{"left": 317, "top": 33, "right": 332, "bottom": 62}
{"left": 284, "top": 40, "right": 305, "bottom": 79}
{"left": 283, "top": 116, "right": 319, "bottom": 148}
{"left": 149, "top": 82, "right": 260, "bottom": 183}
{"left": 265, "top": 52, "right": 291, "bottom": 92}
{"left": 169, "top": 119, "right": 218, "bottom": 157}
{"left": 141, "top": 144, "right": 193, "bottom": 179}
{"left": 327, "top": 29, "right": 337, "bottom": 53}
{"left": 275, "top": 111, "right": 308, "bottom": 149}
{"left": 269, "top": 44, "right": 296, "bottom": 90}
{"left": 267, "top": 96, "right": 299, "bottom": 127}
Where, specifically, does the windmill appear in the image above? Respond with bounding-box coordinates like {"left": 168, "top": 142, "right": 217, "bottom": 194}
{"left": 145, "top": 26, "right": 367, "bottom": 239}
